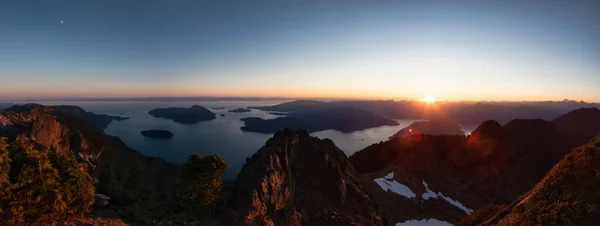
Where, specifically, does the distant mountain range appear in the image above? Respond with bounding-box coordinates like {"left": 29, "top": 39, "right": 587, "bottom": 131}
{"left": 250, "top": 99, "right": 600, "bottom": 125}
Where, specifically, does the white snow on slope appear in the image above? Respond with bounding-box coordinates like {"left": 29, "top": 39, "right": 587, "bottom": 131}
{"left": 422, "top": 181, "right": 474, "bottom": 214}
{"left": 374, "top": 172, "right": 416, "bottom": 199}
{"left": 396, "top": 218, "right": 452, "bottom": 226}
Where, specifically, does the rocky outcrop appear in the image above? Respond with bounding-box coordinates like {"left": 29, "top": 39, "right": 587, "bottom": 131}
{"left": 350, "top": 118, "right": 574, "bottom": 224}
{"left": 148, "top": 105, "right": 216, "bottom": 124}
{"left": 227, "top": 129, "right": 386, "bottom": 226}
{"left": 94, "top": 194, "right": 111, "bottom": 208}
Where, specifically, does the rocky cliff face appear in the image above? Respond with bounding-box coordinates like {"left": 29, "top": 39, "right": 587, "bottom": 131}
{"left": 226, "top": 129, "right": 386, "bottom": 226}
{"left": 350, "top": 118, "right": 573, "bottom": 225}
{"left": 0, "top": 105, "right": 179, "bottom": 190}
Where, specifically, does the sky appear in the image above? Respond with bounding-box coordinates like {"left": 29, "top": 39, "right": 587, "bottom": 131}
{"left": 1, "top": 0, "right": 599, "bottom": 102}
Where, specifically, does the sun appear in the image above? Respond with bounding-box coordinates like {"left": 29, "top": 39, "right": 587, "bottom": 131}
{"left": 424, "top": 94, "right": 437, "bottom": 104}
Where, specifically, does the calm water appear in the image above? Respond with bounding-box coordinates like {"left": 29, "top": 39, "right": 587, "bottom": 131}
{"left": 24, "top": 100, "right": 477, "bottom": 178}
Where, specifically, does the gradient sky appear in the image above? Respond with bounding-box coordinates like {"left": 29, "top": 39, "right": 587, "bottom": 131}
{"left": 1, "top": 0, "right": 599, "bottom": 102}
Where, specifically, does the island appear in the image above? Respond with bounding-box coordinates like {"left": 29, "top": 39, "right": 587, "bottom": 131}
{"left": 220, "top": 114, "right": 226, "bottom": 117}
{"left": 241, "top": 107, "right": 399, "bottom": 133}
{"left": 141, "top": 129, "right": 174, "bottom": 138}
{"left": 228, "top": 108, "right": 251, "bottom": 113}
{"left": 211, "top": 107, "right": 225, "bottom": 110}
{"left": 389, "top": 120, "right": 465, "bottom": 139}
{"left": 268, "top": 112, "right": 289, "bottom": 116}
{"left": 148, "top": 105, "right": 216, "bottom": 124}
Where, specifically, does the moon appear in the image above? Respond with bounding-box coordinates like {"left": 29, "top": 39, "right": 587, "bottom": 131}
{"left": 61, "top": 21, "right": 64, "bottom": 24}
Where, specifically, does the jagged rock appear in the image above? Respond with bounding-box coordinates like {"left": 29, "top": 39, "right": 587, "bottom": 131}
{"left": 95, "top": 194, "right": 111, "bottom": 208}
{"left": 227, "top": 129, "right": 386, "bottom": 226}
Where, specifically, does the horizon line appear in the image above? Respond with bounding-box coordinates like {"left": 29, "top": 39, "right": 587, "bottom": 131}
{"left": 1, "top": 96, "right": 598, "bottom": 104}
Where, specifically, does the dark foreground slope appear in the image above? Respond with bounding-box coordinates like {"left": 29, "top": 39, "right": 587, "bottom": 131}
{"left": 459, "top": 133, "right": 600, "bottom": 225}
{"left": 224, "top": 129, "right": 386, "bottom": 226}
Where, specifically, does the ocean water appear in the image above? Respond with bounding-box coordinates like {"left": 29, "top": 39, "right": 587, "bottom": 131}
{"left": 23, "top": 100, "right": 476, "bottom": 178}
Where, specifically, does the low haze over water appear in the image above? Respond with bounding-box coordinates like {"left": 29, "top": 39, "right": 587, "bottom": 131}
{"left": 23, "top": 100, "right": 477, "bottom": 178}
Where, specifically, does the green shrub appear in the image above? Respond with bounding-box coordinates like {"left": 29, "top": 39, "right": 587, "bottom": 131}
{"left": 0, "top": 136, "right": 97, "bottom": 224}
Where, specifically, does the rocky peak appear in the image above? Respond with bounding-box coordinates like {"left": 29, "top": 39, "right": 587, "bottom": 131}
{"left": 227, "top": 129, "right": 385, "bottom": 226}
{"left": 469, "top": 120, "right": 504, "bottom": 140}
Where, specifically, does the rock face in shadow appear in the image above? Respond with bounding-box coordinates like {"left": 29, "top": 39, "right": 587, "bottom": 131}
{"left": 228, "top": 108, "right": 251, "bottom": 113}
{"left": 6, "top": 104, "right": 128, "bottom": 130}
{"left": 349, "top": 118, "right": 573, "bottom": 224}
{"left": 241, "top": 107, "right": 398, "bottom": 133}
{"left": 141, "top": 129, "right": 173, "bottom": 138}
{"left": 148, "top": 105, "right": 216, "bottom": 124}
{"left": 390, "top": 120, "right": 464, "bottom": 139}
{"left": 459, "top": 133, "right": 600, "bottom": 225}
{"left": 553, "top": 107, "right": 600, "bottom": 148}
{"left": 226, "top": 129, "right": 386, "bottom": 226}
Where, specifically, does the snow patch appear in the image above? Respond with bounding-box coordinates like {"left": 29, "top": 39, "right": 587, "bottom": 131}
{"left": 374, "top": 172, "right": 416, "bottom": 199}
{"left": 385, "top": 172, "right": 395, "bottom": 180}
{"left": 396, "top": 218, "right": 452, "bottom": 226}
{"left": 421, "top": 181, "right": 473, "bottom": 214}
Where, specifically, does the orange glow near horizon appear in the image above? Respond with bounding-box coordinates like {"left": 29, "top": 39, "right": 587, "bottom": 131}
{"left": 423, "top": 95, "right": 437, "bottom": 104}
{"left": 1, "top": 82, "right": 599, "bottom": 103}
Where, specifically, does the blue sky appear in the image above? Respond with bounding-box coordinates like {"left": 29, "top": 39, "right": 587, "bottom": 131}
{"left": 1, "top": 0, "right": 599, "bottom": 102}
